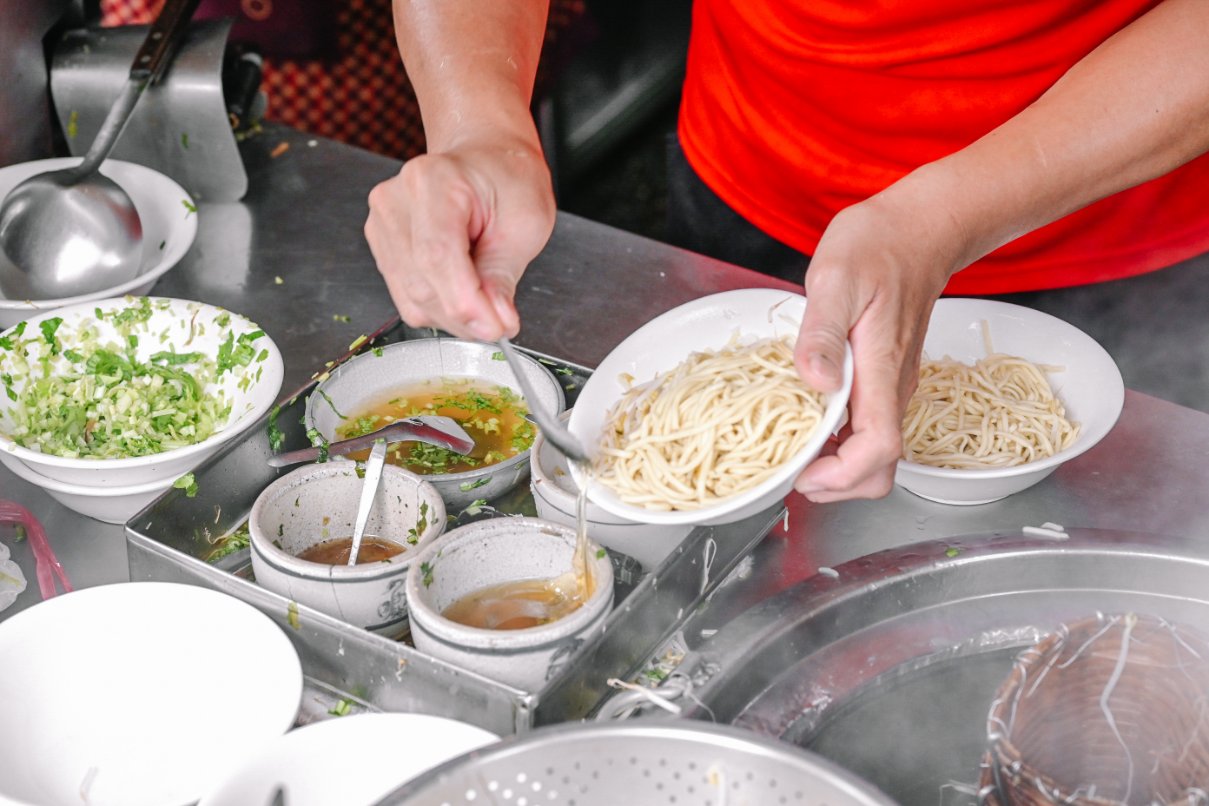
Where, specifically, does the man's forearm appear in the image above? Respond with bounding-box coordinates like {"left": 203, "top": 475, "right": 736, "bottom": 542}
{"left": 393, "top": 0, "right": 550, "bottom": 151}
{"left": 891, "top": 0, "right": 1209, "bottom": 274}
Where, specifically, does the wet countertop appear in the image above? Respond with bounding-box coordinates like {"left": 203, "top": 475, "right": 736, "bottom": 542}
{"left": 4, "top": 124, "right": 1209, "bottom": 628}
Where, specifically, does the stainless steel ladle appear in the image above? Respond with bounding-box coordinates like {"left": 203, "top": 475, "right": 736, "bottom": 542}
{"left": 0, "top": 0, "right": 200, "bottom": 300}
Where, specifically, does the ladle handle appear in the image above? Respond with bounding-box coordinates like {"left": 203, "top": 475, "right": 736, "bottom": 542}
{"left": 130, "top": 0, "right": 203, "bottom": 85}
{"left": 75, "top": 0, "right": 201, "bottom": 177}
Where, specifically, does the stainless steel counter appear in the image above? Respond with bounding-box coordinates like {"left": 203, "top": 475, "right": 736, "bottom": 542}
{"left": 4, "top": 123, "right": 1209, "bottom": 631}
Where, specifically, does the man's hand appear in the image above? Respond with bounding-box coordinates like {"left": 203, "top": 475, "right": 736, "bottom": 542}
{"left": 365, "top": 136, "right": 556, "bottom": 341}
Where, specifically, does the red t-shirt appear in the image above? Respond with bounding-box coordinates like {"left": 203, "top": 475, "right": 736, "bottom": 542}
{"left": 679, "top": 0, "right": 1209, "bottom": 294}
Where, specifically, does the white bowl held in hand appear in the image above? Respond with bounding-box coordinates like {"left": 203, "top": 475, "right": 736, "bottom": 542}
{"left": 0, "top": 581, "right": 302, "bottom": 806}
{"left": 198, "top": 713, "right": 498, "bottom": 806}
{"left": 0, "top": 158, "right": 198, "bottom": 327}
{"left": 567, "top": 288, "right": 853, "bottom": 527}
{"left": 894, "top": 298, "right": 1124, "bottom": 505}
{"left": 0, "top": 296, "right": 283, "bottom": 487}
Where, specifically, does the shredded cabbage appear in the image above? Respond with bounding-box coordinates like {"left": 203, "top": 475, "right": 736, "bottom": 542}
{"left": 0, "top": 299, "right": 266, "bottom": 460}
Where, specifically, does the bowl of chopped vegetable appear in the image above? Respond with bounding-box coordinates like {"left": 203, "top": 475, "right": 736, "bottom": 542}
{"left": 304, "top": 338, "right": 564, "bottom": 511}
{"left": 0, "top": 296, "right": 283, "bottom": 487}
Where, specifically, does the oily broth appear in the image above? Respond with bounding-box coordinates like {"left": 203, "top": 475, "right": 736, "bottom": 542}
{"left": 336, "top": 379, "right": 535, "bottom": 475}
{"left": 297, "top": 536, "right": 406, "bottom": 565}
{"left": 442, "top": 482, "right": 599, "bottom": 632}
{"left": 442, "top": 577, "right": 585, "bottom": 631}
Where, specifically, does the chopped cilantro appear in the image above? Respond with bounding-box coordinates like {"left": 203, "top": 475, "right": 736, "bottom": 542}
{"left": 491, "top": 351, "right": 505, "bottom": 361}
{"left": 596, "top": 548, "right": 607, "bottom": 560}
{"left": 459, "top": 476, "right": 490, "bottom": 492}
{"left": 267, "top": 405, "right": 284, "bottom": 452}
{"left": 39, "top": 317, "right": 63, "bottom": 355}
{"left": 945, "top": 547, "right": 960, "bottom": 558}
{"left": 180, "top": 132, "right": 189, "bottom": 149}
{"left": 182, "top": 198, "right": 197, "bottom": 215}
{"left": 420, "top": 560, "right": 435, "bottom": 588}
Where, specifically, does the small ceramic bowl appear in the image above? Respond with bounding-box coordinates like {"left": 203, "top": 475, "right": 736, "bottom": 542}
{"left": 249, "top": 463, "right": 446, "bottom": 635}
{"left": 893, "top": 298, "right": 1124, "bottom": 505}
{"left": 405, "top": 517, "right": 614, "bottom": 693}
{"left": 530, "top": 411, "right": 693, "bottom": 570}
{"left": 305, "top": 338, "right": 564, "bottom": 512}
{"left": 0, "top": 450, "right": 173, "bottom": 524}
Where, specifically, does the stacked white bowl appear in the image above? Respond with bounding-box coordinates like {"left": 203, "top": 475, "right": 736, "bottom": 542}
{"left": 0, "top": 297, "right": 283, "bottom": 522}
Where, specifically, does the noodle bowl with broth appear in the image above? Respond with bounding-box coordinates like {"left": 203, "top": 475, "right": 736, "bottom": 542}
{"left": 567, "top": 289, "right": 853, "bottom": 527}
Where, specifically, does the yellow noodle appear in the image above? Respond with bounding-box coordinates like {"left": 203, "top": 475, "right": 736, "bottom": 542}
{"left": 594, "top": 336, "right": 827, "bottom": 511}
{"left": 902, "top": 352, "right": 1079, "bottom": 470}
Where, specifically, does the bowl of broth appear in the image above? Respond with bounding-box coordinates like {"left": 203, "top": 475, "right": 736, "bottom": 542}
{"left": 304, "top": 338, "right": 565, "bottom": 511}
{"left": 405, "top": 516, "right": 614, "bottom": 692}
{"left": 249, "top": 462, "right": 446, "bottom": 636}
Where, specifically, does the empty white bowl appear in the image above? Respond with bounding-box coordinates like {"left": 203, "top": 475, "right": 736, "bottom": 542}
{"left": 0, "top": 296, "right": 284, "bottom": 487}
{"left": 0, "top": 158, "right": 198, "bottom": 327}
{"left": 249, "top": 462, "right": 446, "bottom": 635}
{"left": 0, "top": 581, "right": 302, "bottom": 806}
{"left": 567, "top": 288, "right": 853, "bottom": 526}
{"left": 530, "top": 410, "right": 693, "bottom": 570}
{"left": 406, "top": 517, "right": 614, "bottom": 692}
{"left": 894, "top": 298, "right": 1124, "bottom": 505}
{"left": 0, "top": 449, "right": 173, "bottom": 524}
{"left": 197, "top": 713, "right": 498, "bottom": 806}
{"left": 305, "top": 337, "right": 564, "bottom": 511}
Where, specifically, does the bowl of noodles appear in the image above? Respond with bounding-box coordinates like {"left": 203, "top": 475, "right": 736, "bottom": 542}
{"left": 894, "top": 298, "right": 1124, "bottom": 506}
{"left": 567, "top": 288, "right": 853, "bottom": 526}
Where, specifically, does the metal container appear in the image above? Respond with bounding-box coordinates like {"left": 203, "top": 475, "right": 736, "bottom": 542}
{"left": 124, "top": 325, "right": 783, "bottom": 735}
{"left": 376, "top": 720, "right": 895, "bottom": 805}
{"left": 657, "top": 529, "right": 1209, "bottom": 805}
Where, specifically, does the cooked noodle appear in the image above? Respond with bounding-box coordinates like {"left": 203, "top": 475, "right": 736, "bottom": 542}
{"left": 594, "top": 336, "right": 827, "bottom": 511}
{"left": 902, "top": 349, "right": 1079, "bottom": 470}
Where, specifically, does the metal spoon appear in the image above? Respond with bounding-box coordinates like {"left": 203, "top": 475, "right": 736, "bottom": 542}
{"left": 497, "top": 337, "right": 588, "bottom": 463}
{"left": 0, "top": 0, "right": 200, "bottom": 300}
{"left": 347, "top": 440, "right": 387, "bottom": 566}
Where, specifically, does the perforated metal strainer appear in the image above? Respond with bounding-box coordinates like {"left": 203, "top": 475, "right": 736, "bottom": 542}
{"left": 374, "top": 720, "right": 892, "bottom": 806}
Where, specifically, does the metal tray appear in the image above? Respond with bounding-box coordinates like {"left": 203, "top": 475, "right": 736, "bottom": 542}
{"left": 125, "top": 321, "right": 782, "bottom": 735}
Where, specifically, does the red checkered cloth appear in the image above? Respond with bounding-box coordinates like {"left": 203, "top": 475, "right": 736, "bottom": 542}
{"left": 100, "top": 0, "right": 586, "bottom": 161}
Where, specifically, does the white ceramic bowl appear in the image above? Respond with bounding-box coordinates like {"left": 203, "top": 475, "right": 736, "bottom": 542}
{"left": 405, "top": 517, "right": 614, "bottom": 692}
{"left": 305, "top": 338, "right": 564, "bottom": 511}
{"left": 531, "top": 410, "right": 693, "bottom": 570}
{"left": 198, "top": 713, "right": 498, "bottom": 806}
{"left": 894, "top": 298, "right": 1125, "bottom": 505}
{"left": 568, "top": 288, "right": 853, "bottom": 526}
{"left": 0, "top": 581, "right": 302, "bottom": 806}
{"left": 0, "top": 450, "right": 173, "bottom": 524}
{"left": 249, "top": 462, "right": 446, "bottom": 635}
{"left": 0, "top": 296, "right": 283, "bottom": 487}
{"left": 0, "top": 158, "right": 198, "bottom": 327}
